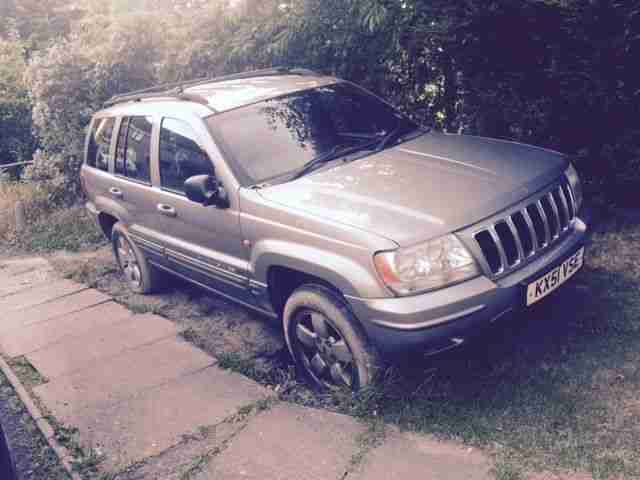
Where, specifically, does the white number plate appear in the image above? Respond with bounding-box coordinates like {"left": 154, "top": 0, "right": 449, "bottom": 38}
{"left": 526, "top": 247, "right": 584, "bottom": 306}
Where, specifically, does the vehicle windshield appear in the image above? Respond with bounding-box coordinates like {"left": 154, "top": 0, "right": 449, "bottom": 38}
{"left": 207, "top": 82, "right": 420, "bottom": 185}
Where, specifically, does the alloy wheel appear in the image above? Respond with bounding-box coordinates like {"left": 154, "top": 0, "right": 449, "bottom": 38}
{"left": 293, "top": 308, "right": 355, "bottom": 389}
{"left": 115, "top": 235, "right": 142, "bottom": 289}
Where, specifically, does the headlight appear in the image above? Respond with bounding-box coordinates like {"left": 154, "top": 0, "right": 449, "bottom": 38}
{"left": 374, "top": 234, "right": 480, "bottom": 296}
{"left": 564, "top": 163, "right": 583, "bottom": 212}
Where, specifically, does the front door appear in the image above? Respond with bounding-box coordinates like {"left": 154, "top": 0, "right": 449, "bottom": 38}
{"left": 153, "top": 117, "right": 255, "bottom": 306}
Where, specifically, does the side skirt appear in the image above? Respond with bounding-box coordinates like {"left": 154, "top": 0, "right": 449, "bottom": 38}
{"left": 149, "top": 260, "right": 279, "bottom": 320}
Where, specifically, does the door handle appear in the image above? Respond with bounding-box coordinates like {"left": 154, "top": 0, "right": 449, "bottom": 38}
{"left": 109, "top": 187, "right": 123, "bottom": 199}
{"left": 157, "top": 204, "right": 177, "bottom": 217}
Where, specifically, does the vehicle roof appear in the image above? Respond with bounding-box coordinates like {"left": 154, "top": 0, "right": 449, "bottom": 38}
{"left": 184, "top": 74, "right": 337, "bottom": 113}
{"left": 96, "top": 74, "right": 338, "bottom": 119}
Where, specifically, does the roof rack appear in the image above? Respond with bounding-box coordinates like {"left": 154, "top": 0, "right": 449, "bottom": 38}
{"left": 103, "top": 67, "right": 319, "bottom": 108}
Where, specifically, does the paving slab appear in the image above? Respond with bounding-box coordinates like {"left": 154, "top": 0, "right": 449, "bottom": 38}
{"left": 28, "top": 313, "right": 179, "bottom": 378}
{"left": 0, "top": 279, "right": 86, "bottom": 315}
{"left": 0, "top": 257, "right": 51, "bottom": 277}
{"left": 118, "top": 420, "right": 242, "bottom": 480}
{"left": 199, "top": 403, "right": 366, "bottom": 480}
{"left": 0, "top": 301, "right": 132, "bottom": 358}
{"left": 0, "top": 288, "right": 109, "bottom": 334}
{"left": 34, "top": 336, "right": 215, "bottom": 423}
{"left": 67, "top": 366, "right": 272, "bottom": 470}
{"left": 349, "top": 428, "right": 492, "bottom": 480}
{"left": 0, "top": 267, "right": 57, "bottom": 297}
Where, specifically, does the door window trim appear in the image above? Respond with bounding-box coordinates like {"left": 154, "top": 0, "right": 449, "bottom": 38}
{"left": 113, "top": 115, "right": 153, "bottom": 186}
{"left": 158, "top": 116, "right": 216, "bottom": 196}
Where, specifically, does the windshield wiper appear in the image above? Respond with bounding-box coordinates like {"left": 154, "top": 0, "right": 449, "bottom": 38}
{"left": 290, "top": 145, "right": 343, "bottom": 181}
{"left": 376, "top": 119, "right": 424, "bottom": 152}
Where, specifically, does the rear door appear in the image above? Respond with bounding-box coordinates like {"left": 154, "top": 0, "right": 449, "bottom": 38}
{"left": 108, "top": 115, "right": 167, "bottom": 265}
{"left": 81, "top": 116, "right": 117, "bottom": 212}
{"left": 153, "top": 116, "right": 255, "bottom": 306}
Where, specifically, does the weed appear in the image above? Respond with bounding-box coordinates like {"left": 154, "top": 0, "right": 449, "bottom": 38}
{"left": 23, "top": 207, "right": 105, "bottom": 252}
{"left": 347, "top": 418, "right": 386, "bottom": 474}
{"left": 492, "top": 460, "right": 524, "bottom": 480}
{"left": 215, "top": 351, "right": 284, "bottom": 385}
{"left": 47, "top": 417, "right": 106, "bottom": 477}
{"left": 126, "top": 302, "right": 164, "bottom": 315}
{"left": 177, "top": 398, "right": 276, "bottom": 480}
{"left": 8, "top": 356, "right": 47, "bottom": 387}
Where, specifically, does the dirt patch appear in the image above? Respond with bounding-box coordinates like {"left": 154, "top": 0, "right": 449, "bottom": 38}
{"left": 49, "top": 247, "right": 285, "bottom": 363}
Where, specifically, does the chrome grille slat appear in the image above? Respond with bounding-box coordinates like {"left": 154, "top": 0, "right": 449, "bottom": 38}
{"left": 565, "top": 183, "right": 576, "bottom": 219}
{"left": 472, "top": 180, "right": 576, "bottom": 277}
{"left": 487, "top": 226, "right": 507, "bottom": 273}
{"left": 521, "top": 208, "right": 539, "bottom": 251}
{"left": 556, "top": 186, "right": 571, "bottom": 230}
{"left": 547, "top": 192, "right": 560, "bottom": 239}
{"left": 536, "top": 200, "right": 551, "bottom": 246}
{"left": 506, "top": 217, "right": 525, "bottom": 264}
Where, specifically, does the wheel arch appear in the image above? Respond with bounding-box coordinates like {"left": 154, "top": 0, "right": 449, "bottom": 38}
{"left": 97, "top": 212, "right": 120, "bottom": 240}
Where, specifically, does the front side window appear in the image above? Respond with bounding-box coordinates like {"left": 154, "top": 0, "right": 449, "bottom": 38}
{"left": 207, "top": 82, "right": 416, "bottom": 185}
{"left": 159, "top": 118, "right": 214, "bottom": 194}
{"left": 87, "top": 117, "right": 115, "bottom": 171}
{"left": 114, "top": 116, "right": 153, "bottom": 183}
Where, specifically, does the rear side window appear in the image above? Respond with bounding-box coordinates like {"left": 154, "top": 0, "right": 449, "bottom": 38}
{"left": 86, "top": 117, "right": 115, "bottom": 171}
{"left": 114, "top": 116, "right": 153, "bottom": 184}
{"left": 159, "top": 118, "right": 213, "bottom": 193}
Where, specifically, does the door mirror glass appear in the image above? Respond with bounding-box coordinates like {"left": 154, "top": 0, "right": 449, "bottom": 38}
{"left": 184, "top": 175, "right": 229, "bottom": 207}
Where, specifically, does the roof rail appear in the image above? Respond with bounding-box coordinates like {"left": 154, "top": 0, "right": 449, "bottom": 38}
{"left": 103, "top": 66, "right": 319, "bottom": 108}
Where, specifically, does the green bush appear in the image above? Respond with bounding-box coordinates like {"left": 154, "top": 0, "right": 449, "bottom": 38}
{"left": 0, "top": 34, "right": 36, "bottom": 176}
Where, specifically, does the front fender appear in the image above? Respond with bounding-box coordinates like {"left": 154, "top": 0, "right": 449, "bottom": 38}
{"left": 251, "top": 239, "right": 387, "bottom": 298}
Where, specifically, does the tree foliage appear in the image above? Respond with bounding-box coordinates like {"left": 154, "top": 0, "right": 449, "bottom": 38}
{"left": 0, "top": 33, "right": 36, "bottom": 175}
{"left": 2, "top": 0, "right": 639, "bottom": 205}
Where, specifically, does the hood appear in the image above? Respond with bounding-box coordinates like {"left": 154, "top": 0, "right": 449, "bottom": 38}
{"left": 258, "top": 132, "right": 568, "bottom": 246}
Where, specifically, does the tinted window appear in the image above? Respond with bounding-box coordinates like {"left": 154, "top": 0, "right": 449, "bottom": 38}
{"left": 159, "top": 118, "right": 213, "bottom": 193}
{"left": 114, "top": 116, "right": 153, "bottom": 183}
{"left": 207, "top": 82, "right": 414, "bottom": 185}
{"left": 86, "top": 117, "right": 115, "bottom": 171}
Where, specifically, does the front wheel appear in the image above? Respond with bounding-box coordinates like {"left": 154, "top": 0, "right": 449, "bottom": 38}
{"left": 283, "top": 284, "right": 382, "bottom": 391}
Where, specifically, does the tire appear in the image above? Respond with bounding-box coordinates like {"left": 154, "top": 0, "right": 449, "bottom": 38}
{"left": 283, "top": 284, "right": 382, "bottom": 391}
{"left": 111, "top": 222, "right": 163, "bottom": 294}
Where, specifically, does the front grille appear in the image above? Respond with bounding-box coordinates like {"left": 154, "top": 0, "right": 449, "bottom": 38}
{"left": 473, "top": 180, "right": 577, "bottom": 276}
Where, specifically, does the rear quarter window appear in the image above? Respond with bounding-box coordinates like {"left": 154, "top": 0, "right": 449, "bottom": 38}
{"left": 86, "top": 117, "right": 115, "bottom": 171}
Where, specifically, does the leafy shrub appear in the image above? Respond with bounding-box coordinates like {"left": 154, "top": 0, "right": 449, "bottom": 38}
{"left": 0, "top": 34, "right": 36, "bottom": 175}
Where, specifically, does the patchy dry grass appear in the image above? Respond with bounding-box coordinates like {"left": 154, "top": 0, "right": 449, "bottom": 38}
{"left": 0, "top": 180, "right": 105, "bottom": 255}
{"left": 0, "top": 181, "right": 47, "bottom": 241}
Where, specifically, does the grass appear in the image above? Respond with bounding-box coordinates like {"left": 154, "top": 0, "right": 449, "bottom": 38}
{"left": 0, "top": 181, "right": 47, "bottom": 241}
{"left": 22, "top": 206, "right": 106, "bottom": 253}
{"left": 8, "top": 356, "right": 47, "bottom": 388}
{"left": 0, "top": 370, "right": 70, "bottom": 480}
{"left": 48, "top": 419, "right": 107, "bottom": 477}
{"left": 0, "top": 179, "right": 106, "bottom": 255}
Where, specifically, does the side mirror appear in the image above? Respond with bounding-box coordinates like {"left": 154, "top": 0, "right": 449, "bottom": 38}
{"left": 184, "top": 175, "right": 229, "bottom": 208}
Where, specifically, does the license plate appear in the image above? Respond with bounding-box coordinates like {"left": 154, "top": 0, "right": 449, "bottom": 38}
{"left": 526, "top": 247, "right": 584, "bottom": 306}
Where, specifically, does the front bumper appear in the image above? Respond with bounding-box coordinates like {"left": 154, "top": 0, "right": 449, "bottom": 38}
{"left": 346, "top": 216, "right": 588, "bottom": 357}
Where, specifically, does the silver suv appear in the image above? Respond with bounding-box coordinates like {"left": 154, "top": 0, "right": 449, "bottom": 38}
{"left": 82, "top": 67, "right": 588, "bottom": 390}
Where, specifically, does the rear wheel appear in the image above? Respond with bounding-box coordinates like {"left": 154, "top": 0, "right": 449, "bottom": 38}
{"left": 283, "top": 284, "right": 381, "bottom": 390}
{"left": 111, "top": 223, "right": 163, "bottom": 294}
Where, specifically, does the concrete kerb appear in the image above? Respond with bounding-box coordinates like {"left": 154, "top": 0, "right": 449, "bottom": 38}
{"left": 0, "top": 354, "right": 83, "bottom": 480}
